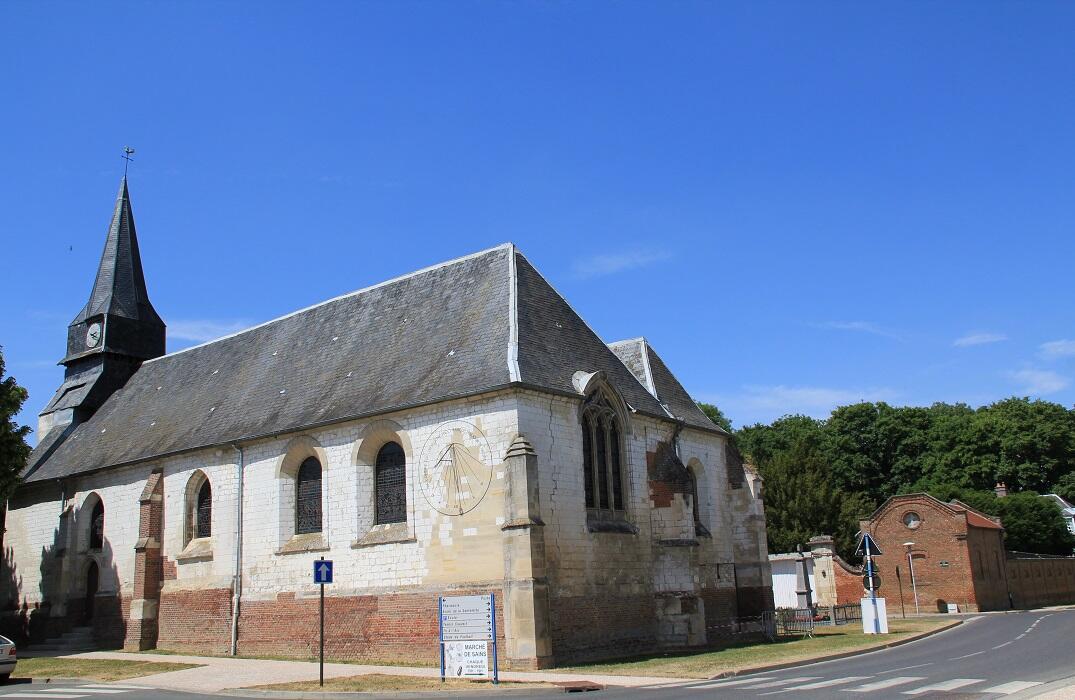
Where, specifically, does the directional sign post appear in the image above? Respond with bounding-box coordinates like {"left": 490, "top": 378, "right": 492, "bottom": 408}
{"left": 314, "top": 558, "right": 333, "bottom": 687}
{"left": 439, "top": 594, "right": 498, "bottom": 684}
{"left": 855, "top": 533, "right": 887, "bottom": 634}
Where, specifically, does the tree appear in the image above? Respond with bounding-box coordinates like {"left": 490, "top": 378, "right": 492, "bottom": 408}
{"left": 0, "top": 349, "right": 31, "bottom": 502}
{"left": 937, "top": 488, "right": 1075, "bottom": 556}
{"left": 736, "top": 414, "right": 826, "bottom": 467}
{"left": 697, "top": 402, "right": 733, "bottom": 433}
{"left": 755, "top": 439, "right": 874, "bottom": 560}
{"left": 1053, "top": 472, "right": 1075, "bottom": 504}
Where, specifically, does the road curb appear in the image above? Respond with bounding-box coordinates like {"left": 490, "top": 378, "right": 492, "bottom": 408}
{"left": 707, "top": 620, "right": 965, "bottom": 680}
{"left": 222, "top": 687, "right": 561, "bottom": 699}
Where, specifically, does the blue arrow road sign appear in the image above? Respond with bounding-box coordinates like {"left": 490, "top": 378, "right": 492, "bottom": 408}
{"left": 314, "top": 559, "right": 333, "bottom": 585}
{"left": 855, "top": 532, "right": 883, "bottom": 557}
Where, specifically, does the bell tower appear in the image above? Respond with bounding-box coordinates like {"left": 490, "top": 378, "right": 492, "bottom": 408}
{"left": 38, "top": 177, "right": 166, "bottom": 438}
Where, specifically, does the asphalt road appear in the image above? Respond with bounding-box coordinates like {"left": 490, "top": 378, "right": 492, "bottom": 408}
{"left": 0, "top": 681, "right": 221, "bottom": 700}
{"left": 0, "top": 611, "right": 1070, "bottom": 699}
{"left": 605, "top": 609, "right": 1075, "bottom": 700}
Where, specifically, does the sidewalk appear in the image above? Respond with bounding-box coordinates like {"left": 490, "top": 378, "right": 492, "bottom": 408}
{"left": 69, "top": 651, "right": 690, "bottom": 693}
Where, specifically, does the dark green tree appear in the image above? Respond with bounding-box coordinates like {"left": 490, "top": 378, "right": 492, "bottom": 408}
{"left": 755, "top": 439, "right": 875, "bottom": 560}
{"left": 933, "top": 488, "right": 1075, "bottom": 556}
{"left": 736, "top": 414, "right": 826, "bottom": 467}
{"left": 1053, "top": 472, "right": 1075, "bottom": 504}
{"left": 696, "top": 402, "right": 733, "bottom": 433}
{"left": 0, "top": 349, "right": 31, "bottom": 501}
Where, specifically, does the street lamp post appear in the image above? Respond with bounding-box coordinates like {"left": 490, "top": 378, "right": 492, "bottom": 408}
{"left": 904, "top": 542, "right": 920, "bottom": 615}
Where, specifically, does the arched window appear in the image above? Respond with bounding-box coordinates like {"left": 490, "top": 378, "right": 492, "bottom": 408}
{"left": 196, "top": 480, "right": 212, "bottom": 539}
{"left": 89, "top": 499, "right": 104, "bottom": 550}
{"left": 296, "top": 457, "right": 323, "bottom": 534}
{"left": 375, "top": 442, "right": 407, "bottom": 525}
{"left": 582, "top": 391, "right": 625, "bottom": 514}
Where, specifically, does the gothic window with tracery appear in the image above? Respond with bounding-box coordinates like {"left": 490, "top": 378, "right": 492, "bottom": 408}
{"left": 582, "top": 391, "right": 626, "bottom": 514}
{"left": 196, "top": 479, "right": 212, "bottom": 538}
{"left": 375, "top": 442, "right": 407, "bottom": 524}
{"left": 296, "top": 457, "right": 323, "bottom": 534}
{"left": 89, "top": 499, "right": 104, "bottom": 550}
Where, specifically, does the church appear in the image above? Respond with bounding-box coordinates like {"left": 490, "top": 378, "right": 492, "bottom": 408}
{"left": 3, "top": 177, "right": 772, "bottom": 668}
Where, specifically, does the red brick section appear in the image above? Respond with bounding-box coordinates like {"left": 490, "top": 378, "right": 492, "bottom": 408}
{"left": 833, "top": 557, "right": 864, "bottom": 605}
{"left": 125, "top": 471, "right": 164, "bottom": 650}
{"left": 646, "top": 442, "right": 692, "bottom": 508}
{"left": 1008, "top": 558, "right": 1075, "bottom": 608}
{"left": 157, "top": 587, "right": 517, "bottom": 667}
{"left": 157, "top": 587, "right": 233, "bottom": 653}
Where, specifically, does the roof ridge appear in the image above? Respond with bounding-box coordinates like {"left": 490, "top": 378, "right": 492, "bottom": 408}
{"left": 145, "top": 243, "right": 513, "bottom": 364}
{"left": 506, "top": 243, "right": 521, "bottom": 382}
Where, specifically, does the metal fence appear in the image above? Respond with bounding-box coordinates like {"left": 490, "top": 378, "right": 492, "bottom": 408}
{"left": 830, "top": 603, "right": 862, "bottom": 625}
{"left": 706, "top": 614, "right": 778, "bottom": 641}
{"left": 773, "top": 608, "right": 815, "bottom": 637}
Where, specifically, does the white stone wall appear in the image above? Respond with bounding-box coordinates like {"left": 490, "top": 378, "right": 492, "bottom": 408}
{"left": 5, "top": 390, "right": 523, "bottom": 611}
{"left": 516, "top": 389, "right": 755, "bottom": 600}
{"left": 4, "top": 461, "right": 152, "bottom": 609}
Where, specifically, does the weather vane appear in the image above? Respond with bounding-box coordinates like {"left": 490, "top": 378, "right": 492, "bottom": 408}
{"left": 122, "top": 146, "right": 135, "bottom": 177}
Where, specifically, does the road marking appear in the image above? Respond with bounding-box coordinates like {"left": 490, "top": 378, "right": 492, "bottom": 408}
{"left": 993, "top": 641, "right": 1013, "bottom": 649}
{"left": 1, "top": 695, "right": 88, "bottom": 699}
{"left": 1016, "top": 633, "right": 1027, "bottom": 639}
{"left": 760, "top": 676, "right": 872, "bottom": 693}
{"left": 81, "top": 687, "right": 151, "bottom": 690}
{"left": 845, "top": 676, "right": 927, "bottom": 692}
{"left": 690, "top": 676, "right": 776, "bottom": 688}
{"left": 902, "top": 678, "right": 983, "bottom": 694}
{"left": 879, "top": 663, "right": 933, "bottom": 674}
{"left": 949, "top": 650, "right": 985, "bottom": 660}
{"left": 40, "top": 691, "right": 128, "bottom": 695}
{"left": 740, "top": 677, "right": 821, "bottom": 689}
{"left": 981, "top": 681, "right": 1045, "bottom": 694}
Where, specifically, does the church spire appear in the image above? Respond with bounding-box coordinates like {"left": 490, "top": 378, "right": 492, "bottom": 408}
{"left": 39, "top": 174, "right": 167, "bottom": 440}
{"left": 62, "top": 176, "right": 165, "bottom": 364}
{"left": 71, "top": 177, "right": 162, "bottom": 328}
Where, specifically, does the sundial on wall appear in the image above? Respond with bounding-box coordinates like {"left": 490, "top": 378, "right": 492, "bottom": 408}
{"left": 419, "top": 420, "right": 493, "bottom": 516}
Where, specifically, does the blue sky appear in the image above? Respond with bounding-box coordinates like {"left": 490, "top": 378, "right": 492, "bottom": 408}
{"left": 3, "top": 1, "right": 1075, "bottom": 441}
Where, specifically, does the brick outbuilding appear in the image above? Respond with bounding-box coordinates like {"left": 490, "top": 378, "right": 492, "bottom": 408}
{"left": 860, "top": 494, "right": 1008, "bottom": 613}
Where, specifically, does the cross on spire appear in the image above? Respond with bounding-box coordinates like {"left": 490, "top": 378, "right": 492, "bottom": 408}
{"left": 122, "top": 146, "right": 135, "bottom": 177}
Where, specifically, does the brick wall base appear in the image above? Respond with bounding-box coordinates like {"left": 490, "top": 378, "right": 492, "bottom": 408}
{"left": 156, "top": 587, "right": 518, "bottom": 667}
{"left": 549, "top": 593, "right": 657, "bottom": 664}
{"left": 158, "top": 588, "right": 233, "bottom": 654}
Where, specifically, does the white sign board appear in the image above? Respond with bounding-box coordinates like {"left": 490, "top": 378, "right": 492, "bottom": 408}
{"left": 443, "top": 641, "right": 489, "bottom": 678}
{"left": 861, "top": 597, "right": 889, "bottom": 634}
{"left": 440, "top": 594, "right": 493, "bottom": 641}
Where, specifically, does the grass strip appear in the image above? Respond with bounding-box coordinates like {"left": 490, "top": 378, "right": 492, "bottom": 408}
{"left": 554, "top": 618, "right": 956, "bottom": 678}
{"left": 251, "top": 673, "right": 551, "bottom": 692}
{"left": 13, "top": 657, "right": 201, "bottom": 681}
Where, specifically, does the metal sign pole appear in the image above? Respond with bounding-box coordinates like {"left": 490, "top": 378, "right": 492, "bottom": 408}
{"left": 865, "top": 538, "right": 880, "bottom": 633}
{"left": 489, "top": 593, "right": 498, "bottom": 685}
{"left": 896, "top": 566, "right": 906, "bottom": 619}
{"left": 438, "top": 597, "right": 445, "bottom": 683}
{"left": 319, "top": 556, "right": 325, "bottom": 688}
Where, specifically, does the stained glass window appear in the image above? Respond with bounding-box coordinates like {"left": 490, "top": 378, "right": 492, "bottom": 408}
{"left": 582, "top": 392, "right": 625, "bottom": 515}
{"left": 196, "top": 480, "right": 212, "bottom": 538}
{"left": 296, "top": 457, "right": 323, "bottom": 534}
{"left": 375, "top": 442, "right": 407, "bottom": 525}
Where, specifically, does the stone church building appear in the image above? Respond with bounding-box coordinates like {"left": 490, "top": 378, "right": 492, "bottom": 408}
{"left": 3, "top": 178, "right": 772, "bottom": 667}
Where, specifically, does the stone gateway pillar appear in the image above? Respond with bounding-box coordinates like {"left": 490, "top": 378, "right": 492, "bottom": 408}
{"left": 124, "top": 471, "right": 163, "bottom": 650}
{"left": 500, "top": 434, "right": 553, "bottom": 669}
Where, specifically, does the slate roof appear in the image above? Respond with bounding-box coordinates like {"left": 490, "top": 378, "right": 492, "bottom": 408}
{"left": 25, "top": 245, "right": 721, "bottom": 484}
{"left": 608, "top": 338, "right": 722, "bottom": 433}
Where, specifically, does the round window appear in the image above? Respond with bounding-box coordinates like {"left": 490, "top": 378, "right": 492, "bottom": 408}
{"left": 903, "top": 511, "right": 921, "bottom": 529}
